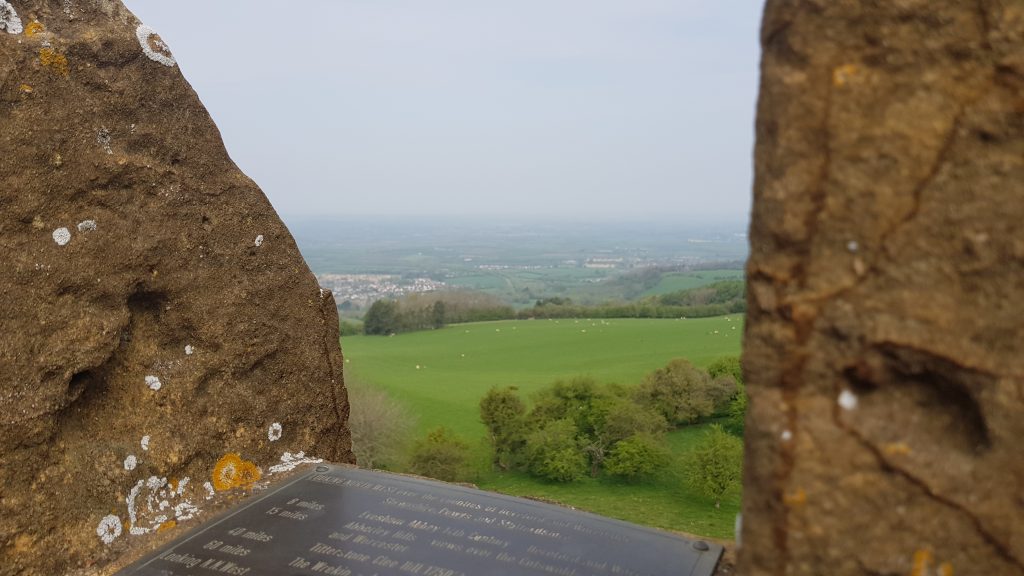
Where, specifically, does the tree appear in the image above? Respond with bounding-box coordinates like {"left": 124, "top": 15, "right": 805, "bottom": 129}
{"left": 686, "top": 424, "right": 743, "bottom": 508}
{"left": 347, "top": 383, "right": 415, "bottom": 470}
{"left": 706, "top": 356, "right": 743, "bottom": 386}
{"left": 634, "top": 359, "right": 737, "bottom": 427}
{"left": 479, "top": 387, "right": 527, "bottom": 470}
{"left": 409, "top": 427, "right": 470, "bottom": 482}
{"left": 582, "top": 393, "right": 668, "bottom": 477}
{"left": 727, "top": 390, "right": 748, "bottom": 436}
{"left": 363, "top": 299, "right": 400, "bottom": 335}
{"left": 529, "top": 377, "right": 604, "bottom": 435}
{"left": 706, "top": 356, "right": 747, "bottom": 435}
{"left": 431, "top": 300, "right": 447, "bottom": 329}
{"left": 524, "top": 419, "right": 586, "bottom": 482}
{"left": 604, "top": 433, "right": 671, "bottom": 481}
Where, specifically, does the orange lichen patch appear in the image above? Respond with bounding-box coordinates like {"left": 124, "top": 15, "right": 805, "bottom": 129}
{"left": 13, "top": 533, "right": 35, "bottom": 553}
{"left": 39, "top": 48, "right": 69, "bottom": 77}
{"left": 212, "top": 453, "right": 262, "bottom": 491}
{"left": 156, "top": 520, "right": 177, "bottom": 533}
{"left": 938, "top": 562, "right": 954, "bottom": 576}
{"left": 783, "top": 488, "right": 807, "bottom": 507}
{"left": 883, "top": 442, "right": 912, "bottom": 456}
{"left": 832, "top": 63, "right": 858, "bottom": 87}
{"left": 19, "top": 84, "right": 32, "bottom": 93}
{"left": 910, "top": 549, "right": 933, "bottom": 576}
{"left": 25, "top": 21, "right": 44, "bottom": 37}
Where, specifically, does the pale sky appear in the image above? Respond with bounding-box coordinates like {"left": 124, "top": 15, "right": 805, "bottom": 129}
{"left": 123, "top": 1, "right": 763, "bottom": 221}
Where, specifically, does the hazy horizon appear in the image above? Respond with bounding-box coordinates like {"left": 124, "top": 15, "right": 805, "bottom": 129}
{"left": 123, "top": 1, "right": 762, "bottom": 222}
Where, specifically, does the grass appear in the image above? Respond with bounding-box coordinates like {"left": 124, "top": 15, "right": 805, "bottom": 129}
{"left": 474, "top": 424, "right": 741, "bottom": 539}
{"left": 341, "top": 316, "right": 744, "bottom": 539}
{"left": 342, "top": 316, "right": 743, "bottom": 439}
{"left": 639, "top": 269, "right": 745, "bottom": 298}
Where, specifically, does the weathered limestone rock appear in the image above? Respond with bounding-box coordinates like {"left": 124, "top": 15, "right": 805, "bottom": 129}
{"left": 742, "top": 1, "right": 1024, "bottom": 574}
{"left": 0, "top": 1, "right": 353, "bottom": 573}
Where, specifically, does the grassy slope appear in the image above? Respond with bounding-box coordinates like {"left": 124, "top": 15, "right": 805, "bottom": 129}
{"left": 341, "top": 317, "right": 744, "bottom": 539}
{"left": 342, "top": 316, "right": 744, "bottom": 439}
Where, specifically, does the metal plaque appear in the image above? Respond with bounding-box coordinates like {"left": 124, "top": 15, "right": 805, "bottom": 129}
{"left": 119, "top": 465, "right": 722, "bottom": 576}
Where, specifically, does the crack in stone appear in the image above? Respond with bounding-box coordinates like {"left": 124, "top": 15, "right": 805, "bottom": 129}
{"left": 776, "top": 102, "right": 969, "bottom": 315}
{"left": 975, "top": 0, "right": 993, "bottom": 51}
{"left": 878, "top": 105, "right": 966, "bottom": 260}
{"left": 769, "top": 65, "right": 837, "bottom": 576}
{"left": 834, "top": 398, "right": 1024, "bottom": 572}
{"left": 317, "top": 291, "right": 348, "bottom": 459}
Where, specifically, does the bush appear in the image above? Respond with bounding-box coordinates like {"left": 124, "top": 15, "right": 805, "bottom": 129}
{"left": 706, "top": 356, "right": 746, "bottom": 434}
{"left": 726, "top": 390, "right": 748, "bottom": 436}
{"left": 604, "top": 433, "right": 671, "bottom": 481}
{"left": 634, "top": 359, "right": 737, "bottom": 427}
{"left": 408, "top": 427, "right": 470, "bottom": 482}
{"left": 580, "top": 393, "right": 668, "bottom": 476}
{"left": 347, "top": 383, "right": 415, "bottom": 470}
{"left": 706, "top": 356, "right": 743, "bottom": 385}
{"left": 686, "top": 424, "right": 743, "bottom": 508}
{"left": 339, "top": 319, "right": 363, "bottom": 336}
{"left": 524, "top": 419, "right": 586, "bottom": 482}
{"left": 529, "top": 377, "right": 603, "bottom": 435}
{"left": 479, "top": 387, "right": 527, "bottom": 469}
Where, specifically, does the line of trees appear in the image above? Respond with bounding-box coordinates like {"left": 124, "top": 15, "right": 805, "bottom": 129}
{"left": 363, "top": 291, "right": 515, "bottom": 335}
{"left": 361, "top": 280, "right": 746, "bottom": 335}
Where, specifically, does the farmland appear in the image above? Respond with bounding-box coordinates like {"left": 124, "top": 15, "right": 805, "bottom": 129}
{"left": 341, "top": 316, "right": 744, "bottom": 538}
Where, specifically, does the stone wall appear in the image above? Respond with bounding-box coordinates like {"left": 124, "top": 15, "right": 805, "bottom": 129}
{"left": 0, "top": 1, "right": 353, "bottom": 574}
{"left": 742, "top": 1, "right": 1024, "bottom": 574}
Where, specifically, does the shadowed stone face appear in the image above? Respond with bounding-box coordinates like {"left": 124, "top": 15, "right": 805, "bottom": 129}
{"left": 0, "top": 1, "right": 352, "bottom": 573}
{"left": 742, "top": 1, "right": 1024, "bottom": 575}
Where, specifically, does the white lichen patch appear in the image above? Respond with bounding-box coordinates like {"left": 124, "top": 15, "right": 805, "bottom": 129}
{"left": 126, "top": 480, "right": 145, "bottom": 535}
{"left": 77, "top": 220, "right": 97, "bottom": 232}
{"left": 184, "top": 344, "right": 194, "bottom": 356}
{"left": 175, "top": 502, "right": 199, "bottom": 521}
{"left": 124, "top": 454, "right": 138, "bottom": 471}
{"left": 52, "top": 227, "right": 71, "bottom": 246}
{"left": 135, "top": 24, "right": 176, "bottom": 67}
{"left": 838, "top": 389, "right": 858, "bottom": 411}
{"left": 96, "top": 515, "right": 122, "bottom": 545}
{"left": 203, "top": 481, "right": 215, "bottom": 500}
{"left": 0, "top": 1, "right": 23, "bottom": 34}
{"left": 267, "top": 422, "right": 282, "bottom": 442}
{"left": 125, "top": 475, "right": 200, "bottom": 535}
{"left": 141, "top": 435, "right": 150, "bottom": 451}
{"left": 144, "top": 375, "right": 161, "bottom": 391}
{"left": 96, "top": 127, "right": 113, "bottom": 155}
{"left": 780, "top": 430, "right": 792, "bottom": 442}
{"left": 847, "top": 240, "right": 859, "bottom": 253}
{"left": 268, "top": 451, "right": 322, "bottom": 474}
{"left": 254, "top": 234, "right": 264, "bottom": 247}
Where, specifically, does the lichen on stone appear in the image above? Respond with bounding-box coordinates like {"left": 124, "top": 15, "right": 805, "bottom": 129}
{"left": 135, "top": 24, "right": 176, "bottom": 67}
{"left": 0, "top": 1, "right": 22, "bottom": 34}
{"left": 39, "top": 47, "right": 69, "bottom": 77}
{"left": 211, "top": 453, "right": 262, "bottom": 491}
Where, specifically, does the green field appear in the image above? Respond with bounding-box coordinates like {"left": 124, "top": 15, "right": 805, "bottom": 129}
{"left": 341, "top": 316, "right": 744, "bottom": 538}
{"left": 639, "top": 268, "right": 746, "bottom": 298}
{"left": 342, "top": 316, "right": 743, "bottom": 439}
